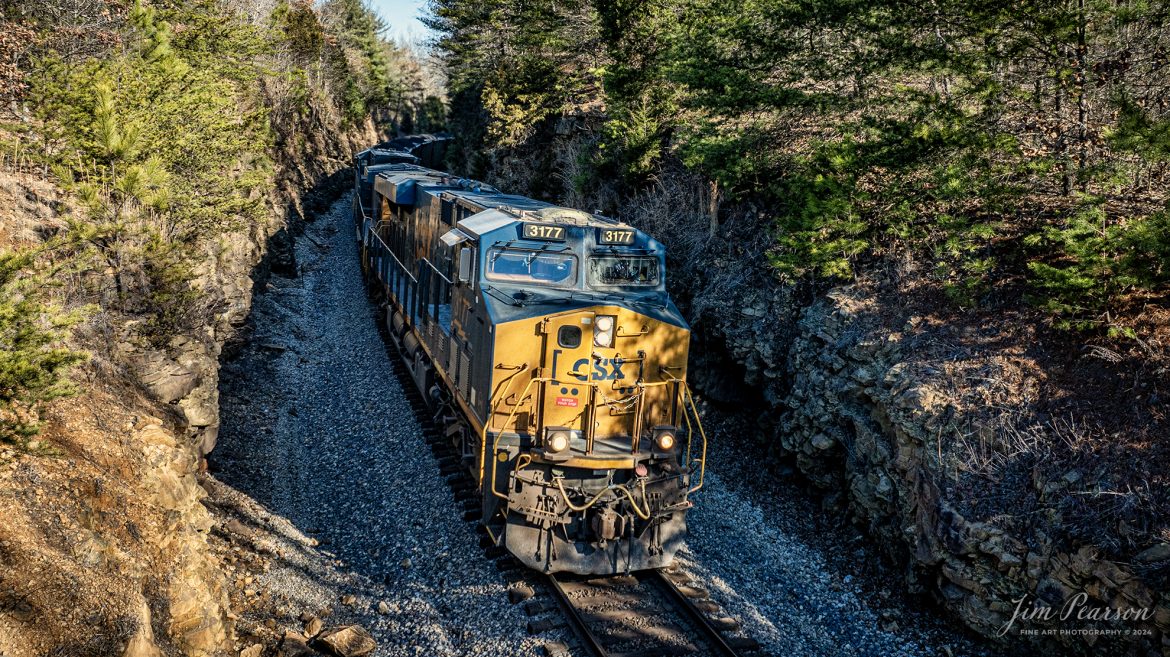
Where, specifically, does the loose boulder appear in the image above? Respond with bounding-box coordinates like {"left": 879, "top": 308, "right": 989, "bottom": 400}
{"left": 312, "top": 625, "right": 376, "bottom": 657}
{"left": 278, "top": 632, "right": 317, "bottom": 657}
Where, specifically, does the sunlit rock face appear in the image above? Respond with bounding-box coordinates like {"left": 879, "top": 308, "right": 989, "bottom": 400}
{"left": 695, "top": 281, "right": 1168, "bottom": 654}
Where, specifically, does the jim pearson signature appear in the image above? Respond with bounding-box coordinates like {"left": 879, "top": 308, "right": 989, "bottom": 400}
{"left": 999, "top": 593, "right": 1153, "bottom": 637}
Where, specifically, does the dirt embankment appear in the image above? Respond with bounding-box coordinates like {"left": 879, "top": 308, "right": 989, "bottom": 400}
{"left": 0, "top": 117, "right": 376, "bottom": 656}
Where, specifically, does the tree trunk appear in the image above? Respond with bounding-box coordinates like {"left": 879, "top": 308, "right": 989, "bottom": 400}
{"left": 1075, "top": 0, "right": 1089, "bottom": 192}
{"left": 707, "top": 178, "right": 720, "bottom": 238}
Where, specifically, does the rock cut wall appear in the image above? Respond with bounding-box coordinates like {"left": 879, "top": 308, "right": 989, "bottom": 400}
{"left": 696, "top": 281, "right": 1169, "bottom": 655}
{"left": 0, "top": 116, "right": 377, "bottom": 656}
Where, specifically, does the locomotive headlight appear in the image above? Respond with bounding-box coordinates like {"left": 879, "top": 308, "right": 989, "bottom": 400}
{"left": 593, "top": 315, "right": 616, "bottom": 347}
{"left": 547, "top": 431, "right": 570, "bottom": 453}
{"left": 651, "top": 425, "right": 680, "bottom": 456}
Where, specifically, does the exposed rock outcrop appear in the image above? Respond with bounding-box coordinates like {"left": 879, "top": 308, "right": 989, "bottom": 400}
{"left": 0, "top": 108, "right": 375, "bottom": 655}
{"left": 0, "top": 398, "right": 231, "bottom": 656}
{"left": 312, "top": 626, "right": 377, "bottom": 657}
{"left": 692, "top": 281, "right": 1169, "bottom": 654}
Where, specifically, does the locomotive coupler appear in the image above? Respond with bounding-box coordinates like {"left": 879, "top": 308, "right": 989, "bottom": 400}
{"left": 590, "top": 507, "right": 625, "bottom": 546}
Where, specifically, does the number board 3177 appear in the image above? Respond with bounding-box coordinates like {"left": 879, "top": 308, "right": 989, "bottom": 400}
{"left": 521, "top": 223, "right": 566, "bottom": 241}
{"left": 599, "top": 228, "right": 636, "bottom": 245}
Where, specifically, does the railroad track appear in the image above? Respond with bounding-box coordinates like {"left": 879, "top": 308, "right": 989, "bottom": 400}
{"left": 365, "top": 283, "right": 763, "bottom": 657}
{"left": 535, "top": 569, "right": 759, "bottom": 657}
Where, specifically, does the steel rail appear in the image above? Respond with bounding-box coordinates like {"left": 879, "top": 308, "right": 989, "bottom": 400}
{"left": 545, "top": 574, "right": 611, "bottom": 657}
{"left": 647, "top": 569, "right": 742, "bottom": 657}
{"left": 544, "top": 570, "right": 747, "bottom": 657}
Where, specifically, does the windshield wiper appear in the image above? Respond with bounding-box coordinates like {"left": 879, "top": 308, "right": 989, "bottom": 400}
{"left": 606, "top": 290, "right": 668, "bottom": 311}
{"left": 595, "top": 245, "right": 655, "bottom": 255}
{"left": 482, "top": 284, "right": 526, "bottom": 307}
{"left": 524, "top": 242, "right": 572, "bottom": 264}
{"left": 482, "top": 285, "right": 667, "bottom": 312}
{"left": 570, "top": 289, "right": 668, "bottom": 311}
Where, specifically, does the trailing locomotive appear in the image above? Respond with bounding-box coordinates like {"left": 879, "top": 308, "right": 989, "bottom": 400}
{"left": 351, "top": 136, "right": 708, "bottom": 575}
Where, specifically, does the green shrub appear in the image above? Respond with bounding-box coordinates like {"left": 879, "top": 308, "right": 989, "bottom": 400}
{"left": 433, "top": 0, "right": 1170, "bottom": 325}
{"left": 5, "top": 0, "right": 412, "bottom": 441}
{"left": 33, "top": 0, "right": 271, "bottom": 337}
{"left": 0, "top": 250, "right": 85, "bottom": 444}
{"left": 1026, "top": 198, "right": 1170, "bottom": 328}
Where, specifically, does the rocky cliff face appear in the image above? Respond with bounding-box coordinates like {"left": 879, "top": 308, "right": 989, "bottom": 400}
{"left": 0, "top": 393, "right": 230, "bottom": 656}
{"left": 688, "top": 275, "right": 1170, "bottom": 655}
{"left": 117, "top": 123, "right": 372, "bottom": 460}
{"left": 0, "top": 118, "right": 376, "bottom": 656}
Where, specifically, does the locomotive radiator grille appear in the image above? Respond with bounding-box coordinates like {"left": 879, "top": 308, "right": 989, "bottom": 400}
{"left": 447, "top": 335, "right": 458, "bottom": 383}
{"left": 459, "top": 350, "right": 471, "bottom": 401}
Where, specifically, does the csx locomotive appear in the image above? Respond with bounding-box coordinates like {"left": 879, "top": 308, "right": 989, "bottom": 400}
{"left": 351, "top": 137, "right": 708, "bottom": 575}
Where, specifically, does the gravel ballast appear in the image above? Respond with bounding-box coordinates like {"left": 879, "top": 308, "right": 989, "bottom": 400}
{"left": 211, "top": 196, "right": 996, "bottom": 657}
{"left": 676, "top": 409, "right": 997, "bottom": 657}
{"left": 212, "top": 198, "right": 544, "bottom": 656}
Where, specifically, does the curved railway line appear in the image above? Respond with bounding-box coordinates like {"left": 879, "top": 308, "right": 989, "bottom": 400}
{"left": 211, "top": 190, "right": 1000, "bottom": 657}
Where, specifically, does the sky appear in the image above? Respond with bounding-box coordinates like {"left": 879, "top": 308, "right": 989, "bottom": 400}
{"left": 368, "top": 0, "right": 434, "bottom": 45}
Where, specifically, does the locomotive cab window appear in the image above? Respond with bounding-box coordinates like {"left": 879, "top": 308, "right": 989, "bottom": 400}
{"left": 587, "top": 255, "right": 660, "bottom": 287}
{"left": 486, "top": 248, "right": 577, "bottom": 286}
{"left": 557, "top": 325, "right": 582, "bottom": 348}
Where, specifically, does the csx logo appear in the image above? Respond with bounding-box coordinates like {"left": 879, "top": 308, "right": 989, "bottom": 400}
{"left": 570, "top": 357, "right": 625, "bottom": 381}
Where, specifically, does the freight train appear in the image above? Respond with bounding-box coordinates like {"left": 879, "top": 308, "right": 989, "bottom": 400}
{"left": 351, "top": 135, "right": 708, "bottom": 575}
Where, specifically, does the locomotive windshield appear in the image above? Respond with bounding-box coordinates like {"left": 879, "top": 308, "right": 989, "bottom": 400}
{"left": 487, "top": 248, "right": 577, "bottom": 286}
{"left": 588, "top": 256, "right": 660, "bottom": 287}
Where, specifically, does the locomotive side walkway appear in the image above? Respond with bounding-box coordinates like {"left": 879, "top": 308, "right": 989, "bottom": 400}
{"left": 209, "top": 197, "right": 995, "bottom": 657}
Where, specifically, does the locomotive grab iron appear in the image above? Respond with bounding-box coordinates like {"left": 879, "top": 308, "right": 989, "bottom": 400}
{"left": 352, "top": 136, "right": 708, "bottom": 575}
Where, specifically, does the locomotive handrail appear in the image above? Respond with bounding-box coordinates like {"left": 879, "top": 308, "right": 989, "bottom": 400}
{"left": 356, "top": 189, "right": 368, "bottom": 219}
{"left": 595, "top": 351, "right": 645, "bottom": 364}
{"left": 481, "top": 372, "right": 710, "bottom": 504}
{"left": 421, "top": 257, "right": 453, "bottom": 285}
{"left": 367, "top": 225, "right": 417, "bottom": 284}
{"left": 614, "top": 324, "right": 651, "bottom": 338}
{"left": 490, "top": 363, "right": 528, "bottom": 402}
{"left": 688, "top": 387, "right": 708, "bottom": 493}
{"left": 480, "top": 367, "right": 535, "bottom": 498}
{"left": 660, "top": 371, "right": 709, "bottom": 495}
